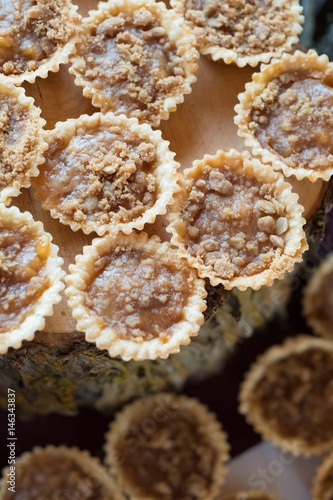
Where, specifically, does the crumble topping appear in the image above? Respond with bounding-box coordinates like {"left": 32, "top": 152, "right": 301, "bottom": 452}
{"left": 181, "top": 165, "right": 287, "bottom": 279}
{"left": 250, "top": 73, "right": 333, "bottom": 172}
{"left": 86, "top": 248, "right": 192, "bottom": 342}
{"left": 250, "top": 349, "right": 333, "bottom": 445}
{"left": 184, "top": 0, "right": 297, "bottom": 56}
{"left": 0, "top": 93, "right": 43, "bottom": 195}
{"left": 0, "top": 224, "right": 49, "bottom": 334}
{"left": 35, "top": 125, "right": 158, "bottom": 231}
{"left": 115, "top": 406, "right": 216, "bottom": 500}
{"left": 72, "top": 6, "right": 190, "bottom": 125}
{"left": 4, "top": 452, "right": 106, "bottom": 500}
{"left": 0, "top": 0, "right": 79, "bottom": 76}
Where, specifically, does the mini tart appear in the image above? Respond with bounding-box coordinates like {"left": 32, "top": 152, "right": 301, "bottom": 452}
{"left": 34, "top": 113, "right": 180, "bottom": 236}
{"left": 222, "top": 492, "right": 277, "bottom": 500}
{"left": 303, "top": 253, "right": 333, "bottom": 340}
{"left": 65, "top": 232, "right": 207, "bottom": 361}
{"left": 104, "top": 393, "right": 229, "bottom": 500}
{"left": 170, "top": 0, "right": 303, "bottom": 67}
{"left": 235, "top": 50, "right": 333, "bottom": 182}
{"left": 69, "top": 0, "right": 199, "bottom": 127}
{"left": 0, "top": 0, "right": 81, "bottom": 84}
{"left": 166, "top": 149, "right": 307, "bottom": 291}
{"left": 239, "top": 335, "right": 333, "bottom": 456}
{"left": 0, "top": 204, "right": 64, "bottom": 354}
{"left": 0, "top": 445, "right": 122, "bottom": 500}
{"left": 312, "top": 451, "right": 333, "bottom": 500}
{"left": 0, "top": 79, "right": 47, "bottom": 205}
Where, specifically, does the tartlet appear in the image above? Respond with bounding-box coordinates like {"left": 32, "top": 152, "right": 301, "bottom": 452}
{"left": 222, "top": 492, "right": 277, "bottom": 500}
{"left": 65, "top": 232, "right": 207, "bottom": 361}
{"left": 34, "top": 112, "right": 180, "bottom": 236}
{"left": 104, "top": 393, "right": 230, "bottom": 500}
{"left": 303, "top": 253, "right": 333, "bottom": 339}
{"left": 0, "top": 204, "right": 64, "bottom": 354}
{"left": 170, "top": 0, "right": 303, "bottom": 67}
{"left": 166, "top": 149, "right": 307, "bottom": 290}
{"left": 0, "top": 0, "right": 81, "bottom": 84}
{"left": 0, "top": 445, "right": 121, "bottom": 500}
{"left": 239, "top": 335, "right": 333, "bottom": 456}
{"left": 69, "top": 0, "right": 199, "bottom": 127}
{"left": 235, "top": 50, "right": 333, "bottom": 181}
{"left": 312, "top": 451, "right": 333, "bottom": 500}
{"left": 0, "top": 78, "right": 47, "bottom": 206}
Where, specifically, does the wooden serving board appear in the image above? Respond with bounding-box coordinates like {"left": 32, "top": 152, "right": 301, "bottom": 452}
{"left": 14, "top": 0, "right": 327, "bottom": 333}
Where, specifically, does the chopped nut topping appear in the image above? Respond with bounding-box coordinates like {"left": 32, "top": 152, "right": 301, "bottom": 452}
{"left": 180, "top": 164, "right": 286, "bottom": 280}
{"left": 35, "top": 123, "right": 160, "bottom": 233}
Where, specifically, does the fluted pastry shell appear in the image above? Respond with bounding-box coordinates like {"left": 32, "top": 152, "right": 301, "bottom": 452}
{"left": 0, "top": 204, "right": 65, "bottom": 354}
{"left": 0, "top": 78, "right": 47, "bottom": 206}
{"left": 69, "top": 0, "right": 199, "bottom": 127}
{"left": 0, "top": 0, "right": 81, "bottom": 84}
{"left": 65, "top": 232, "right": 207, "bottom": 361}
{"left": 235, "top": 50, "right": 333, "bottom": 181}
{"left": 104, "top": 392, "right": 229, "bottom": 500}
{"left": 303, "top": 252, "right": 333, "bottom": 340}
{"left": 0, "top": 445, "right": 123, "bottom": 500}
{"left": 312, "top": 451, "right": 333, "bottom": 500}
{"left": 166, "top": 149, "right": 307, "bottom": 290}
{"left": 239, "top": 335, "right": 333, "bottom": 456}
{"left": 34, "top": 112, "right": 180, "bottom": 236}
{"left": 170, "top": 0, "right": 303, "bottom": 67}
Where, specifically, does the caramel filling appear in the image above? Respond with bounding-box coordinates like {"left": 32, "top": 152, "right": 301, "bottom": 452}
{"left": 251, "top": 349, "right": 333, "bottom": 445}
{"left": 76, "top": 7, "right": 187, "bottom": 123}
{"left": 0, "top": 224, "right": 49, "bottom": 333}
{"left": 181, "top": 165, "right": 287, "bottom": 279}
{"left": 252, "top": 74, "right": 333, "bottom": 171}
{"left": 0, "top": 0, "right": 77, "bottom": 76}
{"left": 116, "top": 408, "right": 216, "bottom": 500}
{"left": 4, "top": 452, "right": 106, "bottom": 500}
{"left": 307, "top": 269, "right": 333, "bottom": 337}
{"left": 36, "top": 126, "right": 158, "bottom": 227}
{"left": 185, "top": 0, "right": 293, "bottom": 55}
{"left": 0, "top": 93, "right": 42, "bottom": 191}
{"left": 85, "top": 249, "right": 191, "bottom": 342}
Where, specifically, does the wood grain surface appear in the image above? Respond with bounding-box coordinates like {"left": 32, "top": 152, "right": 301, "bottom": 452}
{"left": 12, "top": 0, "right": 327, "bottom": 333}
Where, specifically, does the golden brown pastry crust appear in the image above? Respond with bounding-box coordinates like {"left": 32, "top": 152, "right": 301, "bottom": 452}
{"left": 166, "top": 149, "right": 307, "bottom": 290}
{"left": 239, "top": 335, "right": 333, "bottom": 456}
{"left": 0, "top": 445, "right": 123, "bottom": 500}
{"left": 0, "top": 205, "right": 65, "bottom": 354}
{"left": 0, "top": 0, "right": 81, "bottom": 84}
{"left": 65, "top": 232, "right": 207, "bottom": 361}
{"left": 104, "top": 393, "right": 229, "bottom": 500}
{"left": 69, "top": 0, "right": 198, "bottom": 127}
{"left": 34, "top": 112, "right": 180, "bottom": 236}
{"left": 303, "top": 253, "right": 333, "bottom": 339}
{"left": 0, "top": 78, "right": 47, "bottom": 205}
{"left": 171, "top": 0, "right": 303, "bottom": 67}
{"left": 235, "top": 50, "right": 333, "bottom": 181}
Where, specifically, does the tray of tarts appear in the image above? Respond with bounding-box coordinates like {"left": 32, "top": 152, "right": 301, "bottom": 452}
{"left": 0, "top": 0, "right": 332, "bottom": 381}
